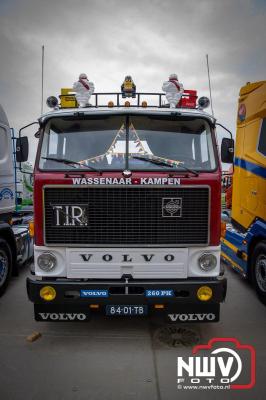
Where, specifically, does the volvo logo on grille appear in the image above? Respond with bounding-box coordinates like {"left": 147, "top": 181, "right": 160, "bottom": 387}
{"left": 162, "top": 198, "right": 182, "bottom": 217}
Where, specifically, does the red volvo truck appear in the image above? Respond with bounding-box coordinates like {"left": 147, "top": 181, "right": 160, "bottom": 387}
{"left": 24, "top": 87, "right": 230, "bottom": 322}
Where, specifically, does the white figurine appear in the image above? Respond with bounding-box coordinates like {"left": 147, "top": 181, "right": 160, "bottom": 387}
{"left": 162, "top": 74, "right": 184, "bottom": 108}
{"left": 73, "top": 73, "right": 95, "bottom": 107}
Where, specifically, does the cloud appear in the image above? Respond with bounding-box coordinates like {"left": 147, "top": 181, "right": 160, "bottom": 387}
{"left": 0, "top": 0, "right": 265, "bottom": 161}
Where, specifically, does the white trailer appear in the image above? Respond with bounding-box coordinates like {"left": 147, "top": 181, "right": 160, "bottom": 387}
{"left": 0, "top": 104, "right": 33, "bottom": 296}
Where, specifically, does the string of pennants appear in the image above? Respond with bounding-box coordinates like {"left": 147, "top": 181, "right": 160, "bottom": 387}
{"left": 80, "top": 123, "right": 148, "bottom": 164}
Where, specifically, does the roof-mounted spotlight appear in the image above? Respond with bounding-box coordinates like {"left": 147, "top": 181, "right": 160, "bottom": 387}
{"left": 198, "top": 96, "right": 210, "bottom": 110}
{"left": 46, "top": 96, "right": 59, "bottom": 109}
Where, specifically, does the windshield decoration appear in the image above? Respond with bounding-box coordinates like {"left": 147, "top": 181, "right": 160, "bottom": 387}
{"left": 80, "top": 123, "right": 148, "bottom": 167}
{"left": 79, "top": 122, "right": 184, "bottom": 169}
{"left": 73, "top": 73, "right": 95, "bottom": 108}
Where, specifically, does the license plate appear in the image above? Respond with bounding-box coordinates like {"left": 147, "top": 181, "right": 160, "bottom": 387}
{"left": 106, "top": 305, "right": 148, "bottom": 316}
{"left": 146, "top": 289, "right": 174, "bottom": 297}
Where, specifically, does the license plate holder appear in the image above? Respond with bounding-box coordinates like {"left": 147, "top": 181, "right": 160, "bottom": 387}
{"left": 106, "top": 305, "right": 148, "bottom": 316}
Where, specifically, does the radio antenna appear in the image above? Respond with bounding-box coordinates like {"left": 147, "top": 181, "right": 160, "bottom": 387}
{"left": 41, "top": 45, "right": 44, "bottom": 114}
{"left": 206, "top": 54, "right": 214, "bottom": 116}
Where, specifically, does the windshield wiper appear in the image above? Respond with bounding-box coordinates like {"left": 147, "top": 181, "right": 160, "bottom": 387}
{"left": 132, "top": 155, "right": 174, "bottom": 168}
{"left": 132, "top": 155, "right": 199, "bottom": 176}
{"left": 41, "top": 156, "right": 101, "bottom": 172}
{"left": 175, "top": 164, "right": 199, "bottom": 176}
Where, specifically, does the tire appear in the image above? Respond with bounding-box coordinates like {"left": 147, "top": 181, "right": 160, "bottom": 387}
{"left": 252, "top": 241, "right": 266, "bottom": 305}
{"left": 0, "top": 239, "right": 12, "bottom": 297}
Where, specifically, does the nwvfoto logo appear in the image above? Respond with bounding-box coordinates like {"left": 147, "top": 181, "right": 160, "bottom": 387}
{"left": 177, "top": 338, "right": 256, "bottom": 390}
{"left": 0, "top": 188, "right": 14, "bottom": 201}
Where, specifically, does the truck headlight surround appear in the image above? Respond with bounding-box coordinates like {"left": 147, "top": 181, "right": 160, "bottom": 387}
{"left": 198, "top": 253, "right": 217, "bottom": 271}
{"left": 37, "top": 252, "right": 57, "bottom": 272}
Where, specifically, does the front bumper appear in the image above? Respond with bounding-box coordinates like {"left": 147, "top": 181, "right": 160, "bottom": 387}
{"left": 27, "top": 276, "right": 227, "bottom": 322}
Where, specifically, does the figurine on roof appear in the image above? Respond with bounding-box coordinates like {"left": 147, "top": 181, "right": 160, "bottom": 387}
{"left": 162, "top": 74, "right": 184, "bottom": 108}
{"left": 73, "top": 73, "right": 95, "bottom": 107}
{"left": 121, "top": 75, "right": 136, "bottom": 98}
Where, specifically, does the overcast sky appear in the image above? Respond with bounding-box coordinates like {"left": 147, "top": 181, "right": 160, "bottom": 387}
{"left": 1, "top": 0, "right": 266, "bottom": 162}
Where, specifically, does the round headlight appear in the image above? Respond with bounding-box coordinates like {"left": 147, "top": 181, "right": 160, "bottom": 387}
{"left": 37, "top": 252, "right": 57, "bottom": 272}
{"left": 198, "top": 253, "right": 217, "bottom": 271}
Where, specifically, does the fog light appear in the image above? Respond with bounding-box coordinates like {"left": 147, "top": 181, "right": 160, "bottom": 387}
{"left": 40, "top": 286, "right": 56, "bottom": 301}
{"left": 37, "top": 252, "right": 57, "bottom": 272}
{"left": 197, "top": 286, "right": 212, "bottom": 301}
{"left": 198, "top": 253, "right": 217, "bottom": 271}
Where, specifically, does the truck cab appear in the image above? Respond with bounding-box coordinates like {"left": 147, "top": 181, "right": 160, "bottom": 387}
{"left": 221, "top": 81, "right": 266, "bottom": 303}
{"left": 27, "top": 87, "right": 227, "bottom": 322}
{"left": 0, "top": 104, "right": 33, "bottom": 295}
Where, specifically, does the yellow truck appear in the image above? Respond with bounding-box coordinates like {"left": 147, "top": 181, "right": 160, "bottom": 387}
{"left": 221, "top": 81, "right": 266, "bottom": 303}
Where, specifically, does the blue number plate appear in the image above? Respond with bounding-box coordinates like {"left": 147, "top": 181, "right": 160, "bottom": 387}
{"left": 106, "top": 305, "right": 148, "bottom": 316}
{"left": 145, "top": 289, "right": 174, "bottom": 297}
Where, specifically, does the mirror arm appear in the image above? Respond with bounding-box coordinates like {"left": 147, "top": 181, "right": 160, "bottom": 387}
{"left": 218, "top": 123, "right": 234, "bottom": 171}
{"left": 216, "top": 122, "right": 233, "bottom": 141}
{"left": 18, "top": 121, "right": 39, "bottom": 138}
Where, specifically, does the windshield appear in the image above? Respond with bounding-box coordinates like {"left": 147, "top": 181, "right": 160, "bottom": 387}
{"left": 39, "top": 114, "right": 217, "bottom": 171}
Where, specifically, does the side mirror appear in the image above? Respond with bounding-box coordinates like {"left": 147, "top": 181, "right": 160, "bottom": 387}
{"left": 16, "top": 137, "right": 29, "bottom": 162}
{"left": 221, "top": 138, "right": 234, "bottom": 163}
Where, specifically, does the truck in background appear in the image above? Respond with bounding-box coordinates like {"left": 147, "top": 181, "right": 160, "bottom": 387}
{"left": 15, "top": 161, "right": 33, "bottom": 211}
{"left": 221, "top": 81, "right": 266, "bottom": 303}
{"left": 0, "top": 104, "right": 33, "bottom": 296}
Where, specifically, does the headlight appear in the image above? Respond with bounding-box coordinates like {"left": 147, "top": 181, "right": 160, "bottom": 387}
{"left": 37, "top": 252, "right": 57, "bottom": 272}
{"left": 198, "top": 253, "right": 217, "bottom": 271}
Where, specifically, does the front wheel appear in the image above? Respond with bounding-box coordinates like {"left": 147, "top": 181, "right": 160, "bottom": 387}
{"left": 252, "top": 241, "right": 266, "bottom": 305}
{"left": 0, "top": 239, "right": 12, "bottom": 297}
